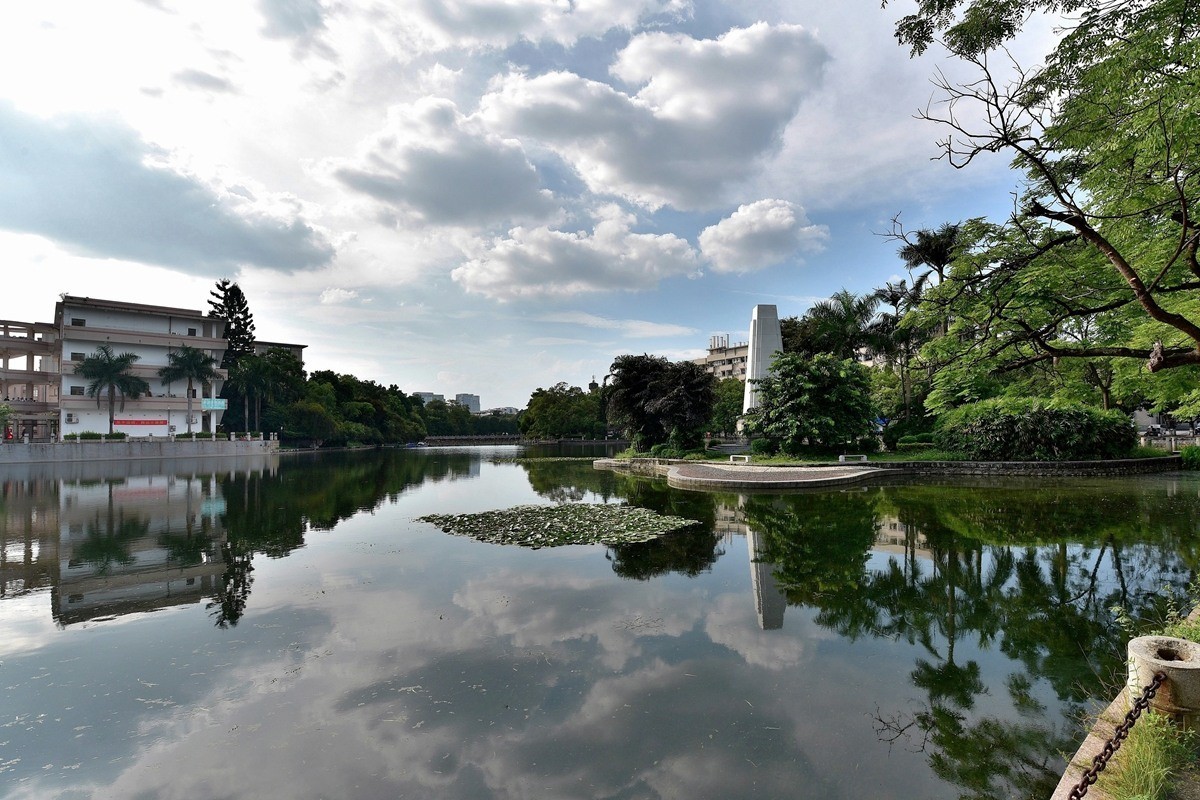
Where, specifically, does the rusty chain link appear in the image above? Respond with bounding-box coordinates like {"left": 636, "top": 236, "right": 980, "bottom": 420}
{"left": 1067, "top": 670, "right": 1167, "bottom": 800}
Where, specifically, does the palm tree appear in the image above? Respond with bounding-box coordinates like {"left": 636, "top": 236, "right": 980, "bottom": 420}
{"left": 75, "top": 345, "right": 151, "bottom": 434}
{"left": 158, "top": 345, "right": 221, "bottom": 435}
{"left": 225, "top": 354, "right": 272, "bottom": 432}
{"left": 898, "top": 222, "right": 960, "bottom": 285}
{"left": 803, "top": 289, "right": 885, "bottom": 361}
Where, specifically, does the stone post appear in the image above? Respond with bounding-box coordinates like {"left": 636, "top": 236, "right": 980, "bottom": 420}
{"left": 1128, "top": 635, "right": 1200, "bottom": 728}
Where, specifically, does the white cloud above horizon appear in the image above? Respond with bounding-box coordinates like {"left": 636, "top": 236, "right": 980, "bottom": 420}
{"left": 699, "top": 199, "right": 829, "bottom": 273}
{"left": 0, "top": 0, "right": 1041, "bottom": 406}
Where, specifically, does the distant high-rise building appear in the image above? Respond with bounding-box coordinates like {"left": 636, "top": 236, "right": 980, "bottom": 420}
{"left": 454, "top": 393, "right": 481, "bottom": 414}
{"left": 413, "top": 392, "right": 444, "bottom": 405}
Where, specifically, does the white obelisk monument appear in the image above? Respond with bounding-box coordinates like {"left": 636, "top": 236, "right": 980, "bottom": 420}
{"left": 742, "top": 304, "right": 783, "bottom": 414}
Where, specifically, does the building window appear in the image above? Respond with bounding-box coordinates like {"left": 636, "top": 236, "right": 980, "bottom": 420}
{"left": 188, "top": 328, "right": 197, "bottom": 336}
{"left": 69, "top": 386, "right": 85, "bottom": 396}
{"left": 70, "top": 318, "right": 86, "bottom": 327}
{"left": 70, "top": 352, "right": 86, "bottom": 361}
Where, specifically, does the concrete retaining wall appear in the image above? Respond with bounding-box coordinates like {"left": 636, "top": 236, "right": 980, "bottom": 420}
{"left": 596, "top": 455, "right": 1182, "bottom": 480}
{"left": 865, "top": 455, "right": 1181, "bottom": 476}
{"left": 0, "top": 438, "right": 280, "bottom": 465}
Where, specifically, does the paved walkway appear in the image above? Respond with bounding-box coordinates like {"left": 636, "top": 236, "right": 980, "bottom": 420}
{"left": 665, "top": 462, "right": 883, "bottom": 490}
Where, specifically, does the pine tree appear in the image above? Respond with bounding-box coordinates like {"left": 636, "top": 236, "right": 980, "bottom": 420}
{"left": 208, "top": 279, "right": 256, "bottom": 370}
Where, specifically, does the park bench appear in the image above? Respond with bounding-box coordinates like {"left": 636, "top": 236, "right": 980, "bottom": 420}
{"left": 729, "top": 455, "right": 750, "bottom": 463}
{"left": 838, "top": 454, "right": 868, "bottom": 463}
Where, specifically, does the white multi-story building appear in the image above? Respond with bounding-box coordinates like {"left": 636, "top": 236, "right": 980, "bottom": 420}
{"left": 692, "top": 334, "right": 750, "bottom": 381}
{"left": 454, "top": 393, "right": 481, "bottom": 414}
{"left": 55, "top": 296, "right": 228, "bottom": 437}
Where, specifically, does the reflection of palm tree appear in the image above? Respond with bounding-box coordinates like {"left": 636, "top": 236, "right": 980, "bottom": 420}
{"left": 75, "top": 345, "right": 152, "bottom": 433}
{"left": 76, "top": 505, "right": 151, "bottom": 576}
{"left": 209, "top": 541, "right": 254, "bottom": 628}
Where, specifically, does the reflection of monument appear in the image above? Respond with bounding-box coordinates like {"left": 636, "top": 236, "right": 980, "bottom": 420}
{"left": 742, "top": 304, "right": 783, "bottom": 414}
{"left": 714, "top": 495, "right": 787, "bottom": 631}
{"left": 747, "top": 528, "right": 786, "bottom": 630}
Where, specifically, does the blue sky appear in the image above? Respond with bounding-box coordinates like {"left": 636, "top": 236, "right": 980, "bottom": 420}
{"left": 0, "top": 0, "right": 1054, "bottom": 408}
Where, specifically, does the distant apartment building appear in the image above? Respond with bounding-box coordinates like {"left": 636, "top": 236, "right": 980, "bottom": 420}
{"left": 1, "top": 295, "right": 303, "bottom": 441}
{"left": 692, "top": 334, "right": 750, "bottom": 381}
{"left": 454, "top": 393, "right": 481, "bottom": 414}
{"left": 253, "top": 340, "right": 307, "bottom": 362}
{"left": 57, "top": 296, "right": 228, "bottom": 436}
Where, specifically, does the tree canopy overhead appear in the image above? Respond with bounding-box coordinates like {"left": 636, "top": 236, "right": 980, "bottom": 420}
{"left": 894, "top": 0, "right": 1200, "bottom": 411}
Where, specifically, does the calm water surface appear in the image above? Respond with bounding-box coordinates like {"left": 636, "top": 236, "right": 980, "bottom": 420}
{"left": 2, "top": 447, "right": 1198, "bottom": 799}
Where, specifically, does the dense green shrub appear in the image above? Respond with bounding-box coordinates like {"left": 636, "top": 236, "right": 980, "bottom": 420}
{"left": 62, "top": 433, "right": 78, "bottom": 441}
{"left": 79, "top": 431, "right": 103, "bottom": 440}
{"left": 882, "top": 416, "right": 936, "bottom": 451}
{"left": 107, "top": 432, "right": 127, "bottom": 440}
{"left": 853, "top": 436, "right": 881, "bottom": 454}
{"left": 1181, "top": 446, "right": 1200, "bottom": 470}
{"left": 933, "top": 398, "right": 1135, "bottom": 461}
{"left": 897, "top": 441, "right": 937, "bottom": 452}
{"left": 750, "top": 438, "right": 776, "bottom": 456}
{"left": 898, "top": 433, "right": 936, "bottom": 445}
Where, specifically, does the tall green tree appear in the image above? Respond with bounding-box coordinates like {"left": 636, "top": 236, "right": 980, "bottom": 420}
{"left": 607, "top": 354, "right": 715, "bottom": 450}
{"left": 75, "top": 345, "right": 151, "bottom": 434}
{"left": 521, "top": 383, "right": 603, "bottom": 439}
{"left": 897, "top": 0, "right": 1200, "bottom": 412}
{"left": 744, "top": 353, "right": 875, "bottom": 454}
{"left": 158, "top": 345, "right": 221, "bottom": 435}
{"left": 707, "top": 377, "right": 745, "bottom": 438}
{"left": 207, "top": 279, "right": 256, "bottom": 370}
{"left": 224, "top": 354, "right": 269, "bottom": 432}
{"left": 782, "top": 290, "right": 886, "bottom": 361}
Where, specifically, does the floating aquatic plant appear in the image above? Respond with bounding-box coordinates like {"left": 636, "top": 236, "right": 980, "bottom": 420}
{"left": 417, "top": 503, "right": 699, "bottom": 548}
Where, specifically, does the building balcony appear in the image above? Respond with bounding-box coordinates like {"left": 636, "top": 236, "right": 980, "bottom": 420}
{"left": 60, "top": 325, "right": 227, "bottom": 351}
{"left": 60, "top": 395, "right": 197, "bottom": 412}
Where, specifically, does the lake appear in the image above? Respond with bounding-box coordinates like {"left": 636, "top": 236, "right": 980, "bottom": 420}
{"left": 1, "top": 446, "right": 1197, "bottom": 799}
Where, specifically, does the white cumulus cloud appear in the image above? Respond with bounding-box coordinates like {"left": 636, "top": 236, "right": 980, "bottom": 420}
{"left": 479, "top": 23, "right": 828, "bottom": 210}
{"left": 330, "top": 97, "right": 557, "bottom": 227}
{"left": 699, "top": 198, "right": 829, "bottom": 273}
{"left": 452, "top": 206, "right": 700, "bottom": 300}
{"left": 319, "top": 287, "right": 359, "bottom": 304}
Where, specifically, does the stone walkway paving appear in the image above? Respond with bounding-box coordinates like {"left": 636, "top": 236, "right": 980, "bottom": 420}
{"left": 666, "top": 462, "right": 882, "bottom": 490}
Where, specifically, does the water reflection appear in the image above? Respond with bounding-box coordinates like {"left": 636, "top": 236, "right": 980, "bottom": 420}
{"left": 2, "top": 452, "right": 1198, "bottom": 800}
{"left": 1, "top": 450, "right": 483, "bottom": 629}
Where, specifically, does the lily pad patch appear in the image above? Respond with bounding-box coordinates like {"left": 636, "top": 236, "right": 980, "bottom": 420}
{"left": 417, "top": 504, "right": 700, "bottom": 548}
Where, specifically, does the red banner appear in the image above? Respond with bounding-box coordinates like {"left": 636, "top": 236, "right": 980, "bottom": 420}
{"left": 113, "top": 419, "right": 169, "bottom": 425}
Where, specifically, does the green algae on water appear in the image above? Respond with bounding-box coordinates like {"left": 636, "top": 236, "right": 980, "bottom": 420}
{"left": 417, "top": 503, "right": 700, "bottom": 548}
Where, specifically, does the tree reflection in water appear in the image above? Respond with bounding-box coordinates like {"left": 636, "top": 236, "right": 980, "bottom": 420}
{"left": 743, "top": 479, "right": 1200, "bottom": 800}
{"left": 208, "top": 449, "right": 478, "bottom": 626}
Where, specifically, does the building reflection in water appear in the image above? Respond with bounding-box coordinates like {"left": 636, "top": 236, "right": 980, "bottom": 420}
{"left": 0, "top": 455, "right": 278, "bottom": 627}
{"left": 713, "top": 496, "right": 934, "bottom": 632}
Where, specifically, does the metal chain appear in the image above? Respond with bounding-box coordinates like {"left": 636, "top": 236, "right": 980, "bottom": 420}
{"left": 1067, "top": 670, "right": 1168, "bottom": 800}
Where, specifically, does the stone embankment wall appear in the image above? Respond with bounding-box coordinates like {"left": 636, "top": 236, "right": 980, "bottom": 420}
{"left": 0, "top": 438, "right": 280, "bottom": 464}
{"left": 596, "top": 455, "right": 1182, "bottom": 479}
{"left": 867, "top": 455, "right": 1181, "bottom": 476}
